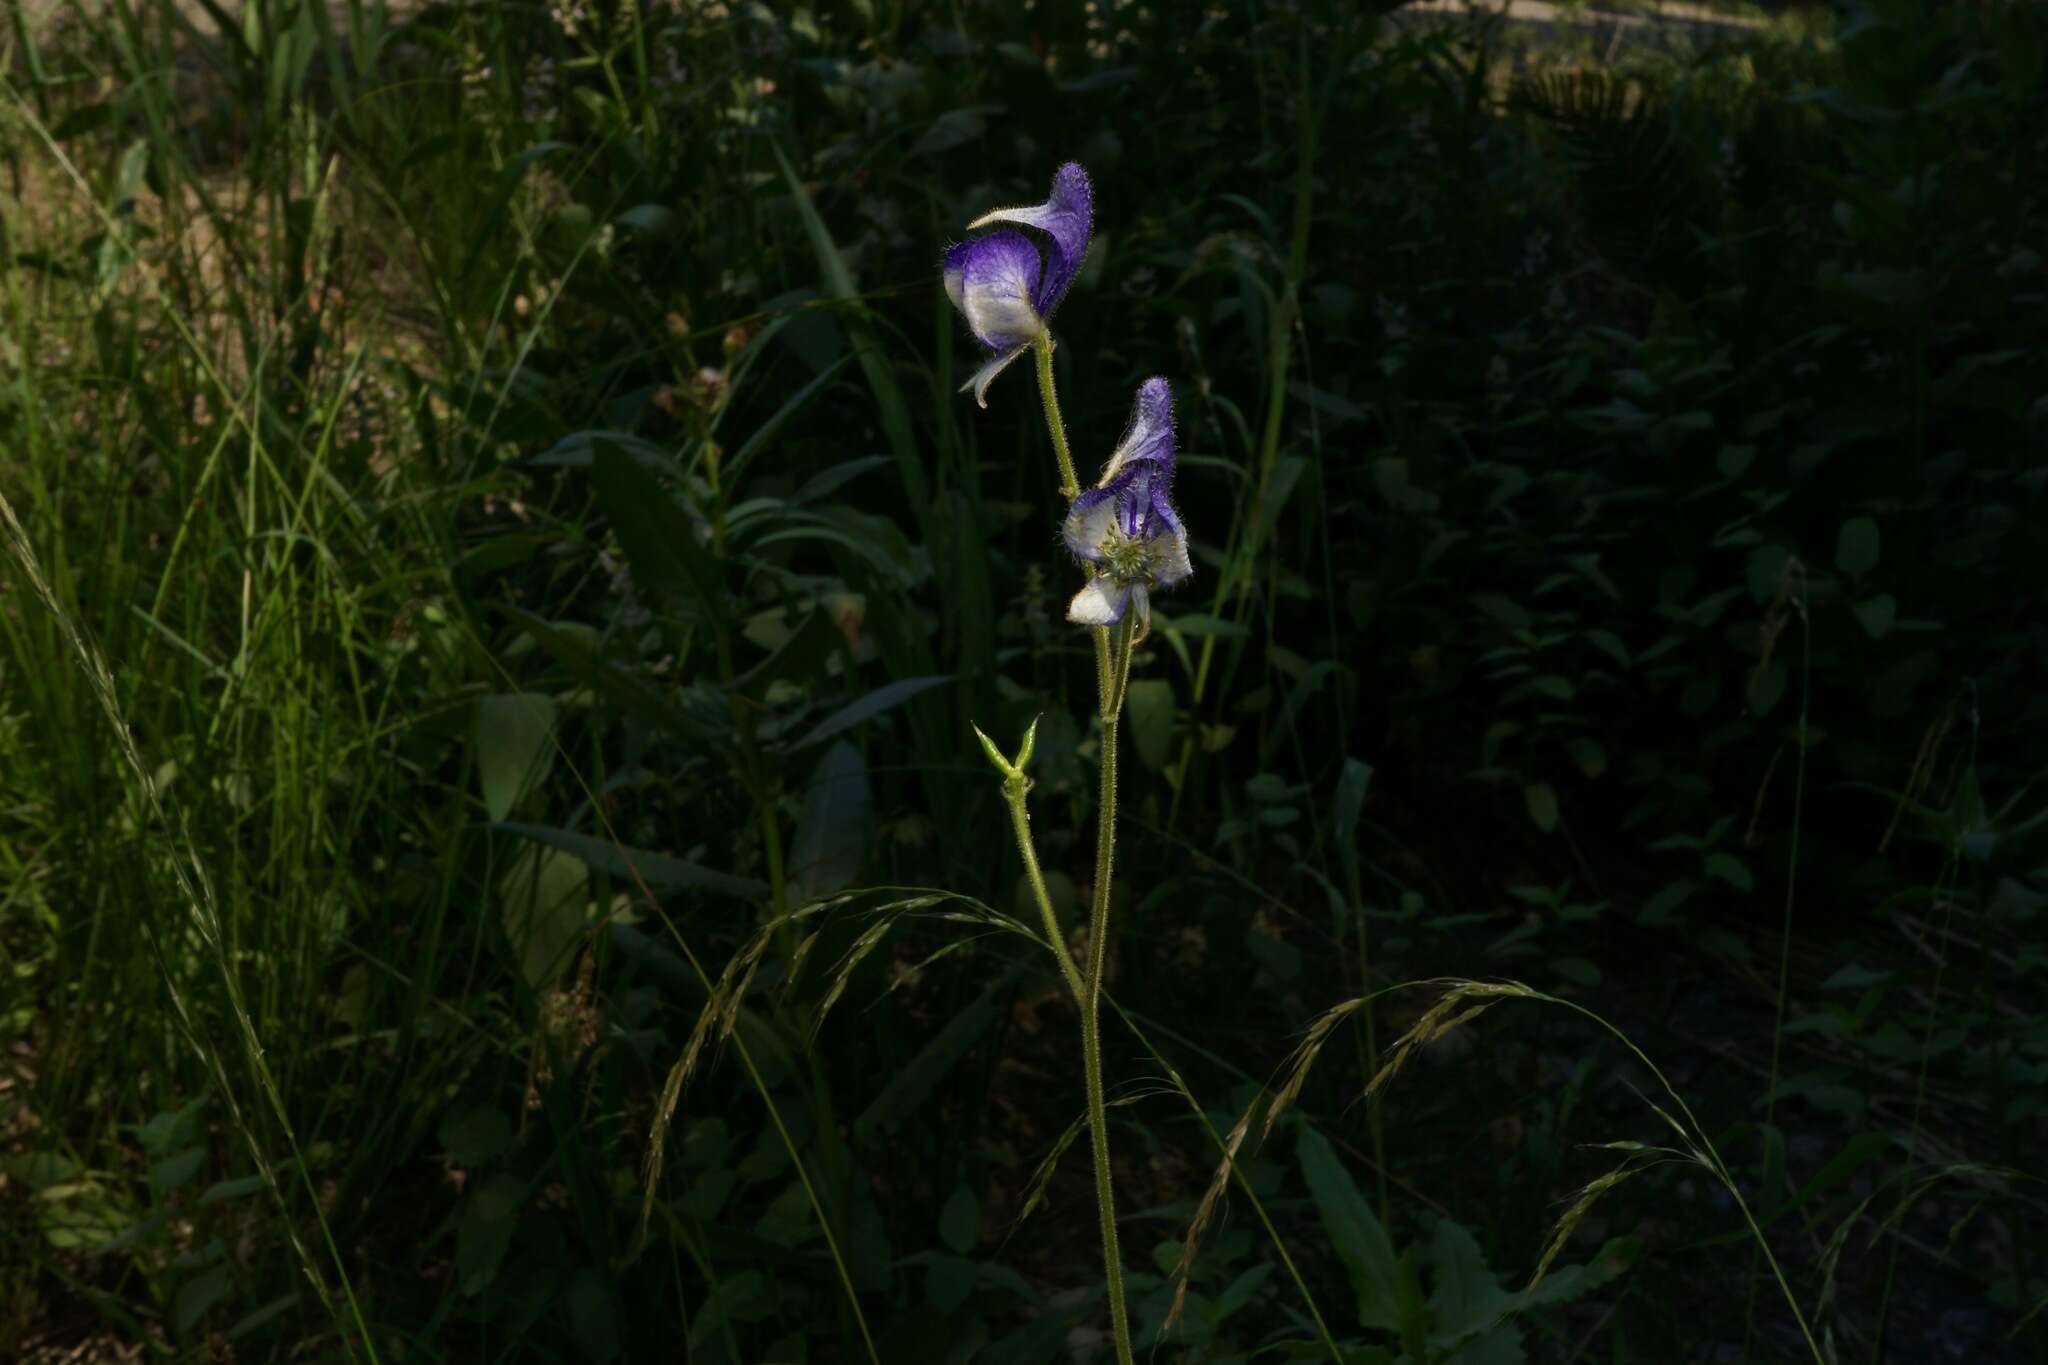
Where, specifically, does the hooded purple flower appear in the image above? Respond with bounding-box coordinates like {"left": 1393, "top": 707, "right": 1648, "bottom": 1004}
{"left": 943, "top": 162, "right": 1093, "bottom": 407}
{"left": 1063, "top": 377, "right": 1193, "bottom": 628}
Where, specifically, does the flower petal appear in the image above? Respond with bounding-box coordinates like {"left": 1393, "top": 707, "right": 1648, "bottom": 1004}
{"left": 1063, "top": 487, "right": 1119, "bottom": 561}
{"left": 943, "top": 231, "right": 1044, "bottom": 352}
{"left": 1067, "top": 576, "right": 1131, "bottom": 626}
{"left": 959, "top": 346, "right": 1032, "bottom": 409}
{"left": 966, "top": 162, "right": 1092, "bottom": 320}
{"left": 1148, "top": 526, "right": 1193, "bottom": 587}
{"left": 1098, "top": 377, "right": 1174, "bottom": 485}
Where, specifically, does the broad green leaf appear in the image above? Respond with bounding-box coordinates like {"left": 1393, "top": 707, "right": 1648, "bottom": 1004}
{"left": 1835, "top": 516, "right": 1880, "bottom": 578}
{"left": 476, "top": 693, "right": 556, "bottom": 822}
{"left": 1704, "top": 851, "right": 1753, "bottom": 892}
{"left": 1523, "top": 783, "right": 1559, "bottom": 834}
{"left": 939, "top": 1182, "right": 980, "bottom": 1254}
{"left": 1296, "top": 1123, "right": 1403, "bottom": 1331}
{"left": 130, "top": 1096, "right": 207, "bottom": 1155}
{"left": 226, "top": 1292, "right": 300, "bottom": 1341}
{"left": 497, "top": 822, "right": 766, "bottom": 901}
{"left": 1332, "top": 757, "right": 1372, "bottom": 895}
{"left": 198, "top": 1175, "right": 267, "bottom": 1206}
{"left": 770, "top": 143, "right": 927, "bottom": 529}
{"left": 926, "top": 1254, "right": 978, "bottom": 1313}
{"left": 439, "top": 1104, "right": 514, "bottom": 1168}
{"left": 175, "top": 1263, "right": 233, "bottom": 1334}
{"left": 1125, "top": 678, "right": 1176, "bottom": 772}
{"left": 794, "top": 675, "right": 952, "bottom": 749}
{"left": 724, "top": 356, "right": 853, "bottom": 490}
{"left": 1517, "top": 1236, "right": 1637, "bottom": 1307}
{"left": 1425, "top": 1218, "right": 1517, "bottom": 1351}
{"left": 499, "top": 844, "right": 588, "bottom": 989}
{"left": 789, "top": 741, "right": 869, "bottom": 902}
{"left": 530, "top": 429, "right": 672, "bottom": 470}
{"left": 457, "top": 1171, "right": 525, "bottom": 1296}
{"left": 565, "top": 1268, "right": 623, "bottom": 1363}
{"left": 506, "top": 608, "right": 728, "bottom": 748}
{"left": 853, "top": 966, "right": 1016, "bottom": 1146}
{"left": 148, "top": 1146, "right": 205, "bottom": 1190}
{"left": 589, "top": 444, "right": 728, "bottom": 624}
{"left": 1853, "top": 593, "right": 1897, "bottom": 638}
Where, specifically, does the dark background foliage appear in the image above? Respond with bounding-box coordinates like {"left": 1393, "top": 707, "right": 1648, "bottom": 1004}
{"left": 2, "top": 0, "right": 2043, "bottom": 1360}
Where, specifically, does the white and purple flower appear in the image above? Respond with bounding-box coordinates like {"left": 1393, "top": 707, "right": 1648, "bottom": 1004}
{"left": 943, "top": 162, "right": 1093, "bottom": 407}
{"left": 1063, "top": 377, "right": 1192, "bottom": 628}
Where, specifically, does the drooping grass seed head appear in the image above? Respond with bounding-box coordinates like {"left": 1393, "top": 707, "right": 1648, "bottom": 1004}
{"left": 943, "top": 162, "right": 1093, "bottom": 407}
{"left": 1063, "top": 377, "right": 1192, "bottom": 629}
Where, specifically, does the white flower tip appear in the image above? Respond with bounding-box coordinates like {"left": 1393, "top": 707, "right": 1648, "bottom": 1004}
{"left": 1067, "top": 577, "right": 1128, "bottom": 626}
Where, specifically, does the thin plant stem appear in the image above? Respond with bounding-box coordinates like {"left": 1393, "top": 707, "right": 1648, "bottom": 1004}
{"left": 1743, "top": 564, "right": 1811, "bottom": 1359}
{"left": 1001, "top": 776, "right": 1087, "bottom": 1004}
{"left": 1081, "top": 566, "right": 1139, "bottom": 1365}
{"left": 1034, "top": 332, "right": 1081, "bottom": 500}
{"left": 1033, "top": 335, "right": 1135, "bottom": 1364}
{"left": 1106, "top": 995, "right": 1348, "bottom": 1364}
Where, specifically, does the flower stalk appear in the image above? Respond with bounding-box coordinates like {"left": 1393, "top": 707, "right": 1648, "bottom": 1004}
{"left": 954, "top": 161, "right": 1187, "bottom": 1365}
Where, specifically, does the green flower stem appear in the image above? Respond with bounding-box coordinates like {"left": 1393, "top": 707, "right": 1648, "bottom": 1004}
{"left": 1083, "top": 614, "right": 1138, "bottom": 1365}
{"left": 1028, "top": 336, "right": 1135, "bottom": 1365}
{"left": 1000, "top": 776, "right": 1086, "bottom": 1004}
{"left": 1034, "top": 332, "right": 1081, "bottom": 500}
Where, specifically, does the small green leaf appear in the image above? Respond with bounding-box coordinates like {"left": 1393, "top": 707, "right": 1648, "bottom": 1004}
{"left": 175, "top": 1263, "right": 233, "bottom": 1334}
{"left": 1524, "top": 783, "right": 1560, "bottom": 833}
{"left": 1704, "top": 852, "right": 1754, "bottom": 892}
{"left": 1835, "top": 516, "right": 1880, "bottom": 578}
{"left": 789, "top": 741, "right": 870, "bottom": 902}
{"left": 496, "top": 822, "right": 766, "bottom": 901}
{"left": 1125, "top": 678, "right": 1176, "bottom": 772}
{"left": 939, "top": 1182, "right": 980, "bottom": 1254}
{"left": 197, "top": 1176, "right": 267, "bottom": 1207}
{"left": 457, "top": 1172, "right": 525, "bottom": 1297}
{"left": 499, "top": 845, "right": 588, "bottom": 989}
{"left": 440, "top": 1105, "right": 514, "bottom": 1168}
{"left": 1853, "top": 593, "right": 1897, "bottom": 638}
{"left": 476, "top": 693, "right": 556, "bottom": 822}
{"left": 565, "top": 1268, "right": 623, "bottom": 1363}
{"left": 149, "top": 1147, "right": 206, "bottom": 1191}
{"left": 1749, "top": 662, "right": 1787, "bottom": 716}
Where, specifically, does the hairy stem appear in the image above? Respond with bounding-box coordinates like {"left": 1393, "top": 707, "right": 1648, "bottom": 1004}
{"left": 1083, "top": 615, "right": 1138, "bottom": 1365}
{"left": 1034, "top": 332, "right": 1080, "bottom": 500}
{"left": 1001, "top": 777, "right": 1086, "bottom": 1004}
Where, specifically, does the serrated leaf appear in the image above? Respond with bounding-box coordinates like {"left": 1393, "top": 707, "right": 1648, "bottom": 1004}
{"left": 1296, "top": 1124, "right": 1402, "bottom": 1331}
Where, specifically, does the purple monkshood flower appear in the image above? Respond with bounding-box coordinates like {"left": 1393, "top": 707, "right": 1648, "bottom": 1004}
{"left": 943, "top": 162, "right": 1093, "bottom": 407}
{"left": 1063, "top": 377, "right": 1193, "bottom": 628}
